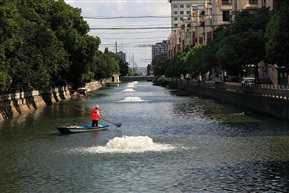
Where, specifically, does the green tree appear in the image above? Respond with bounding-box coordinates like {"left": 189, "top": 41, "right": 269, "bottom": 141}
{"left": 94, "top": 48, "right": 119, "bottom": 80}
{"left": 0, "top": 0, "right": 117, "bottom": 93}
{"left": 266, "top": 0, "right": 289, "bottom": 67}
{"left": 118, "top": 59, "right": 130, "bottom": 77}
{"left": 0, "top": 1, "right": 21, "bottom": 91}
{"left": 48, "top": 0, "right": 92, "bottom": 89}
{"left": 214, "top": 7, "right": 271, "bottom": 78}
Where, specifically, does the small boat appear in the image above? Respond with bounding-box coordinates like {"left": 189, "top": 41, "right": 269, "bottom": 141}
{"left": 56, "top": 124, "right": 109, "bottom": 134}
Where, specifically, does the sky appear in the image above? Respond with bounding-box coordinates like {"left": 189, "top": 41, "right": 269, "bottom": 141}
{"left": 64, "top": 0, "right": 172, "bottom": 68}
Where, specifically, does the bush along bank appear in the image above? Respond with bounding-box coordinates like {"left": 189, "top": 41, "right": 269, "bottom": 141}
{"left": 152, "top": 76, "right": 178, "bottom": 89}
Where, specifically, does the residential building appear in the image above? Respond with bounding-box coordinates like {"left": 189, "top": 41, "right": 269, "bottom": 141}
{"left": 168, "top": 0, "right": 206, "bottom": 33}
{"left": 168, "top": 0, "right": 278, "bottom": 59}
{"left": 152, "top": 40, "right": 168, "bottom": 59}
{"left": 168, "top": 0, "right": 208, "bottom": 59}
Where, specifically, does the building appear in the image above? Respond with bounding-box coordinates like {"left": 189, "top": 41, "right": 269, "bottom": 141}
{"left": 168, "top": 0, "right": 206, "bottom": 33}
{"left": 168, "top": 0, "right": 278, "bottom": 59}
{"left": 211, "top": 0, "right": 276, "bottom": 27}
{"left": 152, "top": 40, "right": 168, "bottom": 59}
{"left": 168, "top": 0, "right": 207, "bottom": 59}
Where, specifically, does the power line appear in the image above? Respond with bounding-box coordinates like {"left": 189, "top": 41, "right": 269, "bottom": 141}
{"left": 66, "top": 0, "right": 168, "bottom": 2}
{"left": 90, "top": 27, "right": 173, "bottom": 30}
{"left": 90, "top": 24, "right": 230, "bottom": 30}
{"left": 101, "top": 36, "right": 168, "bottom": 39}
{"left": 84, "top": 16, "right": 171, "bottom": 19}
{"left": 89, "top": 30, "right": 169, "bottom": 34}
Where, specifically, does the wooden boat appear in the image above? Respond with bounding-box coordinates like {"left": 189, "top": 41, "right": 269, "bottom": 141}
{"left": 56, "top": 124, "right": 109, "bottom": 134}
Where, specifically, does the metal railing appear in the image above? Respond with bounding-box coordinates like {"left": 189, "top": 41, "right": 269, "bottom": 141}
{"left": 180, "top": 80, "right": 289, "bottom": 100}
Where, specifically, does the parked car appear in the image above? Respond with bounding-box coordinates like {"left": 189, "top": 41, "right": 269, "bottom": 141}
{"left": 258, "top": 77, "right": 273, "bottom": 85}
{"left": 241, "top": 78, "right": 255, "bottom": 85}
{"left": 241, "top": 77, "right": 273, "bottom": 85}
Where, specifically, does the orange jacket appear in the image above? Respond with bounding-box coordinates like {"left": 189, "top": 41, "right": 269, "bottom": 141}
{"left": 90, "top": 108, "right": 101, "bottom": 120}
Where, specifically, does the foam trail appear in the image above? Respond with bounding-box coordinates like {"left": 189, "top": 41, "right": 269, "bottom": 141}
{"left": 123, "top": 88, "right": 134, "bottom": 92}
{"left": 126, "top": 81, "right": 138, "bottom": 87}
{"left": 119, "top": 96, "right": 145, "bottom": 102}
{"left": 126, "top": 84, "right": 134, "bottom": 88}
{"left": 81, "top": 136, "right": 175, "bottom": 153}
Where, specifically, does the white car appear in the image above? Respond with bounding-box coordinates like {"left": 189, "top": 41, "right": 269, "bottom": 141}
{"left": 241, "top": 78, "right": 255, "bottom": 85}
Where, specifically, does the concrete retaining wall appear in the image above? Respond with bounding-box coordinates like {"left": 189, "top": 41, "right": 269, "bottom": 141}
{"left": 0, "top": 81, "right": 102, "bottom": 120}
{"left": 178, "top": 81, "right": 289, "bottom": 121}
{"left": 0, "top": 88, "right": 70, "bottom": 120}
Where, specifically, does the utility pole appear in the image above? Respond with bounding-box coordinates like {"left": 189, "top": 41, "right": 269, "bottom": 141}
{"left": 115, "top": 41, "right": 117, "bottom": 54}
{"left": 132, "top": 53, "right": 134, "bottom": 74}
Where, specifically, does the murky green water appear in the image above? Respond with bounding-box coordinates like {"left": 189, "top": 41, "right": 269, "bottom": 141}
{"left": 1, "top": 81, "right": 289, "bottom": 192}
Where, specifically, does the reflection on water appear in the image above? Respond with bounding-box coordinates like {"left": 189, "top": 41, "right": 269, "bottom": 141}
{"left": 1, "top": 81, "right": 289, "bottom": 192}
{"left": 175, "top": 161, "right": 289, "bottom": 192}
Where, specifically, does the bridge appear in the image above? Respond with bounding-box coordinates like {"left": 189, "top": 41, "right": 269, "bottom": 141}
{"left": 120, "top": 76, "right": 154, "bottom": 82}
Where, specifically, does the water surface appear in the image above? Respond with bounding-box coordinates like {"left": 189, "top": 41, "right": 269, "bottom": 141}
{"left": 1, "top": 81, "right": 289, "bottom": 192}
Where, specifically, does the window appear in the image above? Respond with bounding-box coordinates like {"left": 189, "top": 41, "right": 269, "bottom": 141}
{"left": 180, "top": 5, "right": 184, "bottom": 8}
{"left": 222, "top": 0, "right": 230, "bottom": 5}
{"left": 180, "top": 11, "right": 184, "bottom": 15}
{"left": 186, "top": 4, "right": 191, "bottom": 8}
{"left": 174, "top": 11, "right": 177, "bottom": 15}
{"left": 249, "top": 0, "right": 258, "bottom": 4}
{"left": 174, "top": 5, "right": 177, "bottom": 8}
{"left": 223, "top": 11, "right": 230, "bottom": 21}
{"left": 174, "top": 17, "right": 178, "bottom": 21}
{"left": 187, "top": 11, "right": 190, "bottom": 15}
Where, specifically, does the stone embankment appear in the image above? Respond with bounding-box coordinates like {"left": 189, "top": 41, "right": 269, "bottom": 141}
{"left": 0, "top": 81, "right": 102, "bottom": 120}
{"left": 177, "top": 80, "right": 289, "bottom": 122}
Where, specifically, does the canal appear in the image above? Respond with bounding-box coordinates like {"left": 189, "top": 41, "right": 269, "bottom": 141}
{"left": 1, "top": 81, "right": 289, "bottom": 192}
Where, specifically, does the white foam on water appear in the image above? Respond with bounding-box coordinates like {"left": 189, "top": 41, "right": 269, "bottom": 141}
{"left": 126, "top": 81, "right": 138, "bottom": 87}
{"left": 126, "top": 84, "right": 134, "bottom": 88}
{"left": 84, "top": 136, "right": 175, "bottom": 153}
{"left": 123, "top": 88, "right": 135, "bottom": 92}
{"left": 119, "top": 96, "right": 145, "bottom": 102}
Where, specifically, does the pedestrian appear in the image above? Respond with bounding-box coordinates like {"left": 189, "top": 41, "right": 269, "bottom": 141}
{"left": 90, "top": 105, "right": 101, "bottom": 127}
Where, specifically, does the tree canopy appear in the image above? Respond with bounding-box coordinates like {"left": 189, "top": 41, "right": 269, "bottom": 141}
{"left": 265, "top": 0, "right": 289, "bottom": 67}
{"left": 0, "top": 0, "right": 129, "bottom": 92}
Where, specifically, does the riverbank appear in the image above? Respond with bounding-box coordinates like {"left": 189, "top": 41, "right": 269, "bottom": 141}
{"left": 176, "top": 80, "right": 289, "bottom": 122}
{"left": 0, "top": 81, "right": 102, "bottom": 120}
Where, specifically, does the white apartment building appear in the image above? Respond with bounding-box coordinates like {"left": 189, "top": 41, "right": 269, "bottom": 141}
{"left": 168, "top": 0, "right": 209, "bottom": 59}
{"left": 169, "top": 0, "right": 206, "bottom": 33}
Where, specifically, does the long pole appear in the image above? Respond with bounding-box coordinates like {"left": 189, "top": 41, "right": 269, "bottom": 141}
{"left": 73, "top": 107, "right": 122, "bottom": 127}
{"left": 115, "top": 41, "right": 117, "bottom": 54}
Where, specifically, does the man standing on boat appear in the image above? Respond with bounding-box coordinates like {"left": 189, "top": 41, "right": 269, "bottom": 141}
{"left": 90, "top": 105, "right": 101, "bottom": 127}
